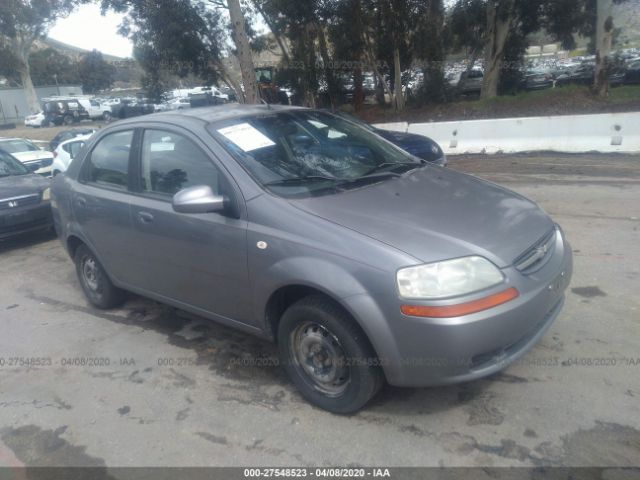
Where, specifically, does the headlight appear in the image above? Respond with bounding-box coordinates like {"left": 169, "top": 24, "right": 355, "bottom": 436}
{"left": 397, "top": 256, "right": 504, "bottom": 299}
{"left": 41, "top": 188, "right": 50, "bottom": 201}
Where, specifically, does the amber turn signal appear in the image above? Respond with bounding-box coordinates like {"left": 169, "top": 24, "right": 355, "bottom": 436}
{"left": 401, "top": 287, "right": 519, "bottom": 318}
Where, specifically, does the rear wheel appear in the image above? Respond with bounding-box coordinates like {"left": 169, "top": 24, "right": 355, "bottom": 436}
{"left": 63, "top": 115, "right": 73, "bottom": 125}
{"left": 74, "top": 245, "right": 125, "bottom": 309}
{"left": 278, "top": 295, "right": 383, "bottom": 414}
{"left": 103, "top": 111, "right": 112, "bottom": 122}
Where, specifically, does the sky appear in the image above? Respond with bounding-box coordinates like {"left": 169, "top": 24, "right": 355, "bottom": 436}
{"left": 48, "top": 4, "right": 134, "bottom": 58}
{"left": 47, "top": 3, "right": 270, "bottom": 60}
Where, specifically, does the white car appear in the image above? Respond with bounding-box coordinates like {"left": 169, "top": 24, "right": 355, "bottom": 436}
{"left": 52, "top": 134, "right": 93, "bottom": 176}
{"left": 0, "top": 138, "right": 53, "bottom": 176}
{"left": 167, "top": 97, "right": 191, "bottom": 110}
{"left": 24, "top": 111, "right": 46, "bottom": 128}
{"left": 76, "top": 98, "right": 105, "bottom": 121}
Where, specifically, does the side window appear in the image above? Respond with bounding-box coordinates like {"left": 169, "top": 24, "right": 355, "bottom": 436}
{"left": 140, "top": 129, "right": 221, "bottom": 197}
{"left": 85, "top": 130, "right": 133, "bottom": 188}
{"left": 69, "top": 141, "right": 85, "bottom": 158}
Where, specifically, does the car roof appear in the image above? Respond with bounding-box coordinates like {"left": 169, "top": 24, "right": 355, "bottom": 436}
{"left": 112, "top": 104, "right": 306, "bottom": 127}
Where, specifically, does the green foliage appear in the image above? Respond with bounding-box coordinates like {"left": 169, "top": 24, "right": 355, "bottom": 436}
{"left": 78, "top": 50, "right": 116, "bottom": 93}
{"left": 28, "top": 48, "right": 80, "bottom": 86}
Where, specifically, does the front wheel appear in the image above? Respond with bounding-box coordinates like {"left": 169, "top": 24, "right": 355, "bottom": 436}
{"left": 278, "top": 295, "right": 383, "bottom": 414}
{"left": 74, "top": 245, "right": 125, "bottom": 309}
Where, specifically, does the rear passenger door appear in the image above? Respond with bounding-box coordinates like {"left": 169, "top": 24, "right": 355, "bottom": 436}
{"left": 125, "top": 127, "right": 252, "bottom": 325}
{"left": 74, "top": 129, "right": 136, "bottom": 283}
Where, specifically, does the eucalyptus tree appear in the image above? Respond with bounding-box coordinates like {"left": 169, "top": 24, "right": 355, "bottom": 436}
{"left": 0, "top": 0, "right": 78, "bottom": 112}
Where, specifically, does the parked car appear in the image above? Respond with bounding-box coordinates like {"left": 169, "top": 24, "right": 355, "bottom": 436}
{"left": 555, "top": 62, "right": 625, "bottom": 87}
{"left": 49, "top": 128, "right": 97, "bottom": 152}
{"left": 52, "top": 134, "right": 93, "bottom": 176}
{"left": 167, "top": 97, "right": 192, "bottom": 110}
{"left": 51, "top": 105, "right": 572, "bottom": 413}
{"left": 0, "top": 149, "right": 52, "bottom": 239}
{"left": 624, "top": 59, "right": 640, "bottom": 84}
{"left": 458, "top": 68, "right": 484, "bottom": 94}
{"left": 77, "top": 98, "right": 106, "bottom": 121}
{"left": 522, "top": 69, "right": 554, "bottom": 90}
{"left": 107, "top": 99, "right": 155, "bottom": 120}
{"left": 0, "top": 138, "right": 53, "bottom": 176}
{"left": 24, "top": 111, "right": 46, "bottom": 128}
{"left": 333, "top": 111, "right": 446, "bottom": 166}
{"left": 41, "top": 98, "right": 87, "bottom": 126}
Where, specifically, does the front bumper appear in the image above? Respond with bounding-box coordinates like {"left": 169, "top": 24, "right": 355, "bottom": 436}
{"left": 345, "top": 229, "right": 573, "bottom": 387}
{"left": 0, "top": 202, "right": 52, "bottom": 240}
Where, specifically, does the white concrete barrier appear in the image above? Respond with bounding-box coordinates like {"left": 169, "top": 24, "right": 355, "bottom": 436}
{"left": 375, "top": 112, "right": 640, "bottom": 155}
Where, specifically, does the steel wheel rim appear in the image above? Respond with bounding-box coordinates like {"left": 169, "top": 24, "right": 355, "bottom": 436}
{"left": 82, "top": 257, "right": 100, "bottom": 292}
{"left": 291, "top": 321, "right": 350, "bottom": 397}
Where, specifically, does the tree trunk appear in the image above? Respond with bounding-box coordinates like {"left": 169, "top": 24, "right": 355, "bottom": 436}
{"left": 317, "top": 25, "right": 339, "bottom": 109}
{"left": 12, "top": 37, "right": 39, "bottom": 114}
{"left": 594, "top": 0, "right": 614, "bottom": 97}
{"left": 17, "top": 62, "right": 40, "bottom": 114}
{"left": 216, "top": 59, "right": 244, "bottom": 103}
{"left": 393, "top": 45, "right": 404, "bottom": 111}
{"left": 362, "top": 30, "right": 393, "bottom": 104}
{"left": 481, "top": 0, "right": 514, "bottom": 99}
{"left": 228, "top": 0, "right": 259, "bottom": 104}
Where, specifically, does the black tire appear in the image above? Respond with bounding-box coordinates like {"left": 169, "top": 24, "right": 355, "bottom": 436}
{"left": 103, "top": 111, "right": 112, "bottom": 122}
{"left": 278, "top": 295, "right": 383, "bottom": 414}
{"left": 63, "top": 115, "right": 73, "bottom": 125}
{"left": 74, "top": 244, "right": 125, "bottom": 309}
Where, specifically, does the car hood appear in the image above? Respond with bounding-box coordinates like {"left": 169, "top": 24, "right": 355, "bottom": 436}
{"left": 12, "top": 151, "right": 53, "bottom": 162}
{"left": 0, "top": 174, "right": 49, "bottom": 199}
{"left": 374, "top": 129, "right": 443, "bottom": 162}
{"left": 289, "top": 167, "right": 553, "bottom": 268}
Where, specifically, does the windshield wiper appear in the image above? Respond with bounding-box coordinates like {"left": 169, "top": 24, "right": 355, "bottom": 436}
{"left": 362, "top": 161, "right": 421, "bottom": 177}
{"left": 263, "top": 175, "right": 342, "bottom": 187}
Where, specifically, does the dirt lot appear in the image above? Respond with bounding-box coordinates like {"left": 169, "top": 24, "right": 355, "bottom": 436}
{"left": 0, "top": 153, "right": 639, "bottom": 470}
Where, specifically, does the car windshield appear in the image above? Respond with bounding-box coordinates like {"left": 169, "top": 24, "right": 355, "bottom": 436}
{"left": 0, "top": 151, "right": 29, "bottom": 177}
{"left": 0, "top": 139, "right": 38, "bottom": 153}
{"left": 209, "top": 110, "right": 420, "bottom": 198}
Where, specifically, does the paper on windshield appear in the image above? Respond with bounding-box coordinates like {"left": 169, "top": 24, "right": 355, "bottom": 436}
{"left": 217, "top": 123, "right": 275, "bottom": 152}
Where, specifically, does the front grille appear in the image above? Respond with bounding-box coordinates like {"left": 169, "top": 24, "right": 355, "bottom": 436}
{"left": 0, "top": 194, "right": 41, "bottom": 211}
{"left": 514, "top": 227, "right": 557, "bottom": 273}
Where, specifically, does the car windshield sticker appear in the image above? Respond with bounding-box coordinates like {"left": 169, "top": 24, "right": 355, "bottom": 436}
{"left": 217, "top": 123, "right": 275, "bottom": 152}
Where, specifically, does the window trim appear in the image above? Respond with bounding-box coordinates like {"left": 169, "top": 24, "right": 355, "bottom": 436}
{"left": 79, "top": 127, "right": 138, "bottom": 193}
{"left": 130, "top": 125, "right": 240, "bottom": 217}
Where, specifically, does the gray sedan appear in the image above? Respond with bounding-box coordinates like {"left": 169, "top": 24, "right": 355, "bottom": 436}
{"left": 51, "top": 105, "right": 572, "bottom": 413}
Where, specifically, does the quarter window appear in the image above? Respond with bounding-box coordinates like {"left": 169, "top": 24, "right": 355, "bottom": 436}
{"left": 140, "top": 129, "right": 221, "bottom": 197}
{"left": 85, "top": 130, "right": 133, "bottom": 188}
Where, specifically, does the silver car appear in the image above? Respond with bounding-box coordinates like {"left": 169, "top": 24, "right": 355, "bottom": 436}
{"left": 51, "top": 105, "right": 572, "bottom": 413}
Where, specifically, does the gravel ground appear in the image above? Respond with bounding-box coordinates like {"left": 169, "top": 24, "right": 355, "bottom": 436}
{"left": 0, "top": 153, "right": 638, "bottom": 471}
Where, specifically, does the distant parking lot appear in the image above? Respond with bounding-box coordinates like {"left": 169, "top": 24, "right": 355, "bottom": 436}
{"left": 0, "top": 153, "right": 638, "bottom": 468}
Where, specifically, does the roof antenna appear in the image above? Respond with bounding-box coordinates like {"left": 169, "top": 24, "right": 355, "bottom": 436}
{"left": 260, "top": 98, "right": 272, "bottom": 110}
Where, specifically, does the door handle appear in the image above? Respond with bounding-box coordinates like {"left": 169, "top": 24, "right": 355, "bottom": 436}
{"left": 137, "top": 211, "right": 154, "bottom": 224}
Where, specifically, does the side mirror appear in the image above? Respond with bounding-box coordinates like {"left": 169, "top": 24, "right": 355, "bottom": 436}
{"left": 172, "top": 185, "right": 226, "bottom": 214}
